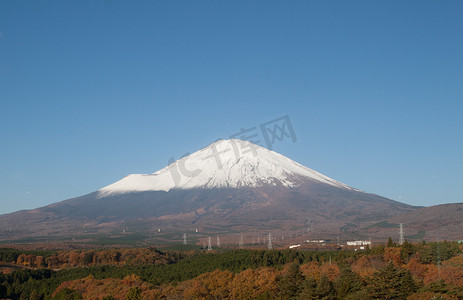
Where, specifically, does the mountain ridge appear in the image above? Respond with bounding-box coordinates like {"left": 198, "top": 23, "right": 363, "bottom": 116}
{"left": 2, "top": 139, "right": 461, "bottom": 244}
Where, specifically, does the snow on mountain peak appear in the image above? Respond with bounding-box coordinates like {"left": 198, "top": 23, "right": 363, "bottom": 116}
{"left": 98, "top": 139, "right": 355, "bottom": 196}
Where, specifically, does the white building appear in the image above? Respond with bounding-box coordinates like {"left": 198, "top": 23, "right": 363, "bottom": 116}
{"left": 346, "top": 240, "right": 371, "bottom": 246}
{"left": 307, "top": 239, "right": 325, "bottom": 243}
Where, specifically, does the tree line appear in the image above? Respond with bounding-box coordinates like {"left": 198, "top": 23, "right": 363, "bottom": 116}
{"left": 0, "top": 240, "right": 462, "bottom": 299}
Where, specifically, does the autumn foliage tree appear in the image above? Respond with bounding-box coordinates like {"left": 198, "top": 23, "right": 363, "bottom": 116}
{"left": 229, "top": 267, "right": 278, "bottom": 299}
{"left": 383, "top": 247, "right": 403, "bottom": 266}
{"left": 180, "top": 269, "right": 234, "bottom": 299}
{"left": 351, "top": 255, "right": 377, "bottom": 278}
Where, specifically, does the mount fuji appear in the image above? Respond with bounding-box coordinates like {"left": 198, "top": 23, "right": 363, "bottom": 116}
{"left": 0, "top": 139, "right": 424, "bottom": 244}
{"left": 99, "top": 139, "right": 356, "bottom": 195}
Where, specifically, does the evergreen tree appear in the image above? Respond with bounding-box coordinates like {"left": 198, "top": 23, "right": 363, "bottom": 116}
{"left": 299, "top": 277, "right": 317, "bottom": 300}
{"left": 52, "top": 288, "right": 82, "bottom": 300}
{"left": 344, "top": 289, "right": 371, "bottom": 300}
{"left": 439, "top": 240, "right": 461, "bottom": 260}
{"left": 367, "top": 244, "right": 385, "bottom": 255}
{"left": 29, "top": 290, "right": 43, "bottom": 300}
{"left": 400, "top": 240, "right": 415, "bottom": 263}
{"left": 315, "top": 275, "right": 336, "bottom": 300}
{"left": 387, "top": 237, "right": 395, "bottom": 247}
{"left": 336, "top": 267, "right": 363, "bottom": 299}
{"left": 277, "top": 262, "right": 305, "bottom": 299}
{"left": 368, "top": 263, "right": 417, "bottom": 299}
{"left": 424, "top": 279, "right": 448, "bottom": 295}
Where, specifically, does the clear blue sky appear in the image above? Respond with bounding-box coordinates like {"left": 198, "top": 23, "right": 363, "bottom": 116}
{"left": 1, "top": 0, "right": 462, "bottom": 214}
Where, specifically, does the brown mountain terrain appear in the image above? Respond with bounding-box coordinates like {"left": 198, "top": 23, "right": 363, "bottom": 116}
{"left": 386, "top": 203, "right": 463, "bottom": 240}
{"left": 0, "top": 140, "right": 460, "bottom": 246}
{"left": 0, "top": 180, "right": 422, "bottom": 245}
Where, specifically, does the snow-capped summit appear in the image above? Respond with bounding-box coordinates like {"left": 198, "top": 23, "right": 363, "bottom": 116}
{"left": 1, "top": 139, "right": 418, "bottom": 243}
{"left": 98, "top": 139, "right": 355, "bottom": 196}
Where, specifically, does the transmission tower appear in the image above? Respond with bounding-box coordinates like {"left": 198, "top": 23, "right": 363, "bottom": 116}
{"left": 207, "top": 236, "right": 212, "bottom": 251}
{"left": 398, "top": 224, "right": 405, "bottom": 245}
{"left": 183, "top": 233, "right": 187, "bottom": 245}
{"left": 239, "top": 235, "right": 244, "bottom": 248}
{"left": 216, "top": 236, "right": 221, "bottom": 248}
{"left": 267, "top": 233, "right": 273, "bottom": 250}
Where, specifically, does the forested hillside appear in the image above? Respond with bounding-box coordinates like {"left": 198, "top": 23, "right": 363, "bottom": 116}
{"left": 1, "top": 241, "right": 462, "bottom": 299}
